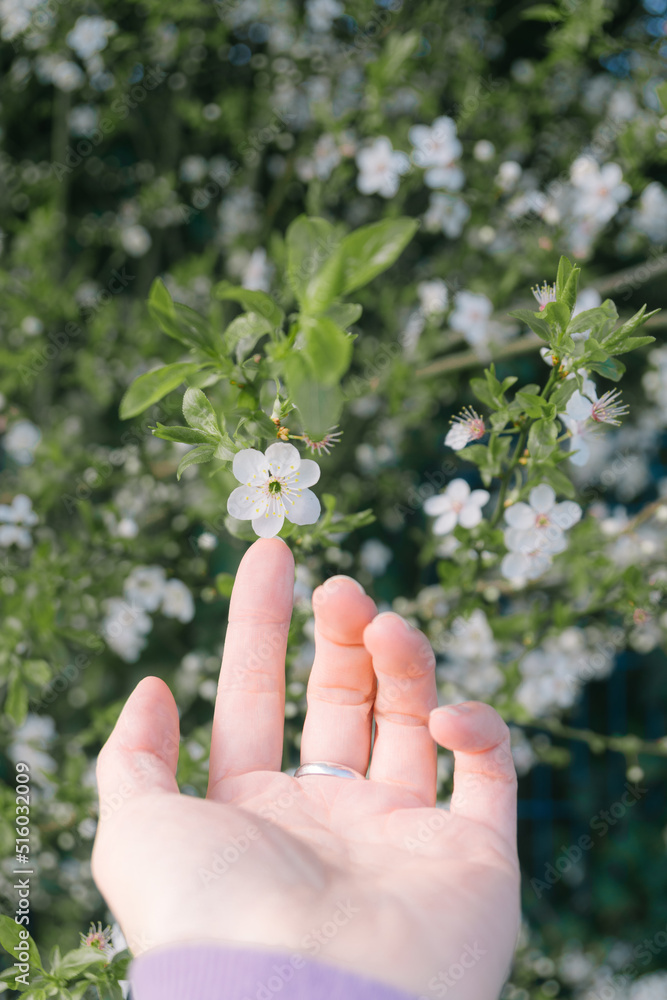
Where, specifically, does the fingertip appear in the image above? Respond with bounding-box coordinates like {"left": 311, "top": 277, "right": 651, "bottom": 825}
{"left": 429, "top": 701, "right": 510, "bottom": 752}
{"left": 312, "top": 577, "right": 377, "bottom": 637}
{"left": 245, "top": 536, "right": 295, "bottom": 574}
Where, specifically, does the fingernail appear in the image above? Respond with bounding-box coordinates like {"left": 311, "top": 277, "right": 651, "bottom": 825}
{"left": 442, "top": 702, "right": 471, "bottom": 714}
{"left": 327, "top": 575, "right": 366, "bottom": 594}
{"left": 374, "top": 611, "right": 412, "bottom": 629}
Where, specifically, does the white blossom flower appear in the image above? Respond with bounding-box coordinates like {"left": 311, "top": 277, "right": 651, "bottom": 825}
{"left": 68, "top": 105, "right": 99, "bottom": 136}
{"left": 571, "top": 157, "right": 631, "bottom": 225}
{"left": 501, "top": 484, "right": 581, "bottom": 582}
{"left": 437, "top": 609, "right": 503, "bottom": 698}
{"left": 227, "top": 443, "right": 321, "bottom": 538}
{"left": 180, "top": 155, "right": 208, "bottom": 183}
{"left": 306, "top": 0, "right": 343, "bottom": 32}
{"left": 444, "top": 407, "right": 486, "bottom": 451}
{"left": 3, "top": 419, "right": 41, "bottom": 465}
{"left": 409, "top": 116, "right": 464, "bottom": 190}
{"left": 198, "top": 532, "right": 218, "bottom": 551}
{"left": 51, "top": 59, "right": 85, "bottom": 91}
{"left": 632, "top": 181, "right": 667, "bottom": 243}
{"left": 219, "top": 187, "right": 261, "bottom": 242}
{"left": 449, "top": 291, "right": 494, "bottom": 351}
{"left": 0, "top": 494, "right": 38, "bottom": 549}
{"left": 312, "top": 133, "right": 341, "bottom": 180}
{"left": 496, "top": 160, "right": 522, "bottom": 191}
{"left": 161, "top": 578, "right": 195, "bottom": 623}
{"left": 417, "top": 279, "right": 449, "bottom": 317}
{"left": 630, "top": 972, "right": 667, "bottom": 1000}
{"left": 355, "top": 137, "right": 410, "bottom": 198}
{"left": 359, "top": 538, "right": 393, "bottom": 576}
{"left": 66, "top": 16, "right": 117, "bottom": 60}
{"left": 102, "top": 597, "right": 153, "bottom": 662}
{"left": 424, "top": 192, "right": 470, "bottom": 238}
{"left": 473, "top": 140, "right": 495, "bottom": 162}
{"left": 241, "top": 247, "right": 274, "bottom": 292}
{"left": 123, "top": 565, "right": 167, "bottom": 612}
{"left": 8, "top": 714, "right": 56, "bottom": 781}
{"left": 561, "top": 387, "right": 629, "bottom": 465}
{"left": 424, "top": 478, "right": 490, "bottom": 534}
{"left": 531, "top": 280, "right": 557, "bottom": 311}
{"left": 120, "top": 224, "right": 152, "bottom": 258}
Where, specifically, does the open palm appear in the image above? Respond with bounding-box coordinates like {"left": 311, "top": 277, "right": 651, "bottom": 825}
{"left": 92, "top": 539, "right": 520, "bottom": 998}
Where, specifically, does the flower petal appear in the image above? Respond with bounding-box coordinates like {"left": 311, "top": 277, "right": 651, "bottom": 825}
{"left": 284, "top": 488, "right": 321, "bottom": 526}
{"left": 227, "top": 485, "right": 266, "bottom": 520}
{"left": 565, "top": 391, "right": 594, "bottom": 422}
{"left": 433, "top": 510, "right": 458, "bottom": 535}
{"left": 568, "top": 438, "right": 590, "bottom": 465}
{"left": 504, "top": 502, "right": 534, "bottom": 530}
{"left": 266, "top": 442, "right": 301, "bottom": 478}
{"left": 529, "top": 483, "right": 556, "bottom": 513}
{"left": 444, "top": 424, "right": 470, "bottom": 450}
{"left": 446, "top": 478, "right": 471, "bottom": 503}
{"left": 501, "top": 552, "right": 529, "bottom": 580}
{"left": 469, "top": 489, "right": 490, "bottom": 508}
{"left": 233, "top": 448, "right": 269, "bottom": 485}
{"left": 552, "top": 501, "right": 582, "bottom": 531}
{"left": 285, "top": 458, "right": 320, "bottom": 488}
{"left": 252, "top": 511, "right": 285, "bottom": 538}
{"left": 458, "top": 503, "right": 484, "bottom": 529}
{"left": 424, "top": 494, "right": 451, "bottom": 516}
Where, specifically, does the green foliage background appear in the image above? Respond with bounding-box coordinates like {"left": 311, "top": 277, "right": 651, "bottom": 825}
{"left": 1, "top": 0, "right": 666, "bottom": 997}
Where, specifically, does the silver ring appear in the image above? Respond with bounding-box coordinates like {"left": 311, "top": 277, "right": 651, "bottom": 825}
{"left": 294, "top": 761, "right": 365, "bottom": 780}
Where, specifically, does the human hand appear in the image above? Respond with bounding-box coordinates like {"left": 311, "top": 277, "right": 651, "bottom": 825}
{"left": 92, "top": 538, "right": 520, "bottom": 998}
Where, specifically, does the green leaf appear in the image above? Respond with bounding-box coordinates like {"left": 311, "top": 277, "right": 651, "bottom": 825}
{"left": 555, "top": 256, "right": 573, "bottom": 297}
{"left": 550, "top": 379, "right": 578, "bottom": 409}
{"left": 23, "top": 660, "right": 50, "bottom": 686}
{"left": 567, "top": 300, "right": 618, "bottom": 338}
{"left": 215, "top": 572, "right": 235, "bottom": 597}
{"left": 58, "top": 948, "right": 108, "bottom": 980}
{"left": 470, "top": 366, "right": 518, "bottom": 409}
{"left": 528, "top": 418, "right": 558, "bottom": 460}
{"left": 339, "top": 218, "right": 418, "bottom": 295}
{"left": 152, "top": 423, "right": 214, "bottom": 445}
{"left": 301, "top": 316, "right": 353, "bottom": 385}
{"left": 176, "top": 444, "right": 217, "bottom": 480}
{"left": 5, "top": 672, "right": 28, "bottom": 726}
{"left": 601, "top": 305, "right": 660, "bottom": 352}
{"left": 0, "top": 917, "right": 42, "bottom": 971}
{"left": 285, "top": 216, "right": 344, "bottom": 310}
{"left": 104, "top": 980, "right": 125, "bottom": 1000}
{"left": 515, "top": 390, "right": 549, "bottom": 419}
{"left": 521, "top": 3, "right": 563, "bottom": 19}
{"left": 147, "top": 276, "right": 173, "bottom": 315}
{"left": 284, "top": 353, "right": 343, "bottom": 438}
{"left": 560, "top": 263, "right": 580, "bottom": 314}
{"left": 507, "top": 308, "right": 551, "bottom": 341}
{"left": 656, "top": 80, "right": 667, "bottom": 112}
{"left": 182, "top": 388, "right": 220, "bottom": 436}
{"left": 542, "top": 300, "right": 571, "bottom": 338}
{"left": 119, "top": 362, "right": 204, "bottom": 419}
{"left": 223, "top": 313, "right": 274, "bottom": 361}
{"left": 325, "top": 302, "right": 363, "bottom": 328}
{"left": 148, "top": 280, "right": 211, "bottom": 352}
{"left": 588, "top": 357, "right": 626, "bottom": 382}
{"left": 612, "top": 335, "right": 655, "bottom": 356}
{"left": 214, "top": 284, "right": 284, "bottom": 327}
{"left": 370, "top": 29, "right": 421, "bottom": 83}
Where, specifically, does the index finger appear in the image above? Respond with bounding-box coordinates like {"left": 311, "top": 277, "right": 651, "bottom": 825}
{"left": 207, "top": 537, "right": 294, "bottom": 797}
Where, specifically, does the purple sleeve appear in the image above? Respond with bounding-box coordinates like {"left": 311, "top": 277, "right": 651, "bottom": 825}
{"left": 129, "top": 944, "right": 418, "bottom": 1000}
